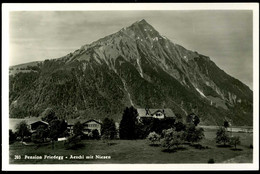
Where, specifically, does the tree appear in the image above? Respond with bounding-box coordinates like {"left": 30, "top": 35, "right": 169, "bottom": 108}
{"left": 183, "top": 125, "right": 204, "bottom": 144}
{"left": 193, "top": 115, "right": 200, "bottom": 126}
{"left": 175, "top": 113, "right": 183, "bottom": 121}
{"left": 147, "top": 132, "right": 161, "bottom": 146}
{"left": 15, "top": 121, "right": 30, "bottom": 142}
{"left": 101, "top": 118, "right": 117, "bottom": 140}
{"left": 49, "top": 119, "right": 68, "bottom": 149}
{"left": 174, "top": 121, "right": 186, "bottom": 132}
{"left": 224, "top": 120, "right": 229, "bottom": 129}
{"left": 32, "top": 125, "right": 49, "bottom": 143}
{"left": 216, "top": 126, "right": 230, "bottom": 146}
{"left": 161, "top": 128, "right": 184, "bottom": 150}
{"left": 119, "top": 106, "right": 138, "bottom": 139}
{"left": 9, "top": 129, "right": 17, "bottom": 143}
{"left": 90, "top": 129, "right": 100, "bottom": 140}
{"left": 186, "top": 113, "right": 200, "bottom": 126}
{"left": 73, "top": 121, "right": 83, "bottom": 136}
{"left": 230, "top": 136, "right": 241, "bottom": 149}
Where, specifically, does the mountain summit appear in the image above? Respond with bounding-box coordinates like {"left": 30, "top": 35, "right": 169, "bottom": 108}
{"left": 9, "top": 20, "right": 253, "bottom": 125}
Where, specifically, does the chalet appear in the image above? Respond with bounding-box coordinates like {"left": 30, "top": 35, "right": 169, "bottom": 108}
{"left": 9, "top": 118, "right": 49, "bottom": 133}
{"left": 29, "top": 121, "right": 49, "bottom": 133}
{"left": 136, "top": 108, "right": 175, "bottom": 122}
{"left": 67, "top": 119, "right": 102, "bottom": 135}
{"left": 83, "top": 119, "right": 102, "bottom": 135}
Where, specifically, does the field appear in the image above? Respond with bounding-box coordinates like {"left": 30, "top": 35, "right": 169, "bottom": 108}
{"left": 9, "top": 129, "right": 253, "bottom": 164}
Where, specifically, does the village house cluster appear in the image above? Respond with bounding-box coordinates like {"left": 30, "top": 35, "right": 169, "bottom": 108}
{"left": 10, "top": 108, "right": 176, "bottom": 141}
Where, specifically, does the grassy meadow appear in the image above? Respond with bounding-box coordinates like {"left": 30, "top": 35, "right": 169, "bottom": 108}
{"left": 9, "top": 129, "right": 253, "bottom": 164}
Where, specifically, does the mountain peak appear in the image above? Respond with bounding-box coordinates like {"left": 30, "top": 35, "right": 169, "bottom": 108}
{"left": 137, "top": 19, "right": 148, "bottom": 24}
{"left": 127, "top": 19, "right": 160, "bottom": 38}
{"left": 132, "top": 19, "right": 151, "bottom": 27}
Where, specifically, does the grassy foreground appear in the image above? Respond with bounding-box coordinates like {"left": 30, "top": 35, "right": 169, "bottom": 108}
{"left": 9, "top": 131, "right": 253, "bottom": 164}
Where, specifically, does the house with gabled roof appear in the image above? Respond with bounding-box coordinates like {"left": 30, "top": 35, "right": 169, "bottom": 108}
{"left": 136, "top": 108, "right": 175, "bottom": 122}
{"left": 29, "top": 120, "right": 49, "bottom": 133}
{"left": 67, "top": 119, "right": 102, "bottom": 135}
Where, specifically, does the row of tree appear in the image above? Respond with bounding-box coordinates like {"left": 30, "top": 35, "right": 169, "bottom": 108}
{"left": 147, "top": 124, "right": 205, "bottom": 151}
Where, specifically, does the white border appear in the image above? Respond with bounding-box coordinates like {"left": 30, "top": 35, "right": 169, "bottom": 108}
{"left": 2, "top": 3, "right": 259, "bottom": 171}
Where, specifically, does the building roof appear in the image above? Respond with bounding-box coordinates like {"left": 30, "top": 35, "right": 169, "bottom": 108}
{"left": 83, "top": 119, "right": 102, "bottom": 125}
{"left": 9, "top": 117, "right": 42, "bottom": 131}
{"left": 67, "top": 119, "right": 102, "bottom": 125}
{"left": 137, "top": 108, "right": 175, "bottom": 117}
{"left": 30, "top": 120, "right": 49, "bottom": 125}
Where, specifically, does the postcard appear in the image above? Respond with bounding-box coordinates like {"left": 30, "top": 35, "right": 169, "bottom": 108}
{"left": 2, "top": 3, "right": 259, "bottom": 171}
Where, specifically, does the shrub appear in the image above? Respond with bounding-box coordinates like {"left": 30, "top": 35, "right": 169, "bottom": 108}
{"left": 249, "top": 144, "right": 253, "bottom": 149}
{"left": 174, "top": 121, "right": 186, "bottom": 132}
{"left": 161, "top": 128, "right": 184, "bottom": 151}
{"left": 89, "top": 129, "right": 100, "bottom": 140}
{"left": 147, "top": 132, "right": 160, "bottom": 146}
{"left": 183, "top": 125, "right": 204, "bottom": 144}
{"left": 223, "top": 120, "right": 229, "bottom": 129}
{"left": 186, "top": 113, "right": 200, "bottom": 126}
{"left": 216, "top": 126, "right": 230, "bottom": 146}
{"left": 230, "top": 136, "right": 241, "bottom": 149}
{"left": 208, "top": 158, "right": 215, "bottom": 163}
{"left": 135, "top": 117, "right": 176, "bottom": 139}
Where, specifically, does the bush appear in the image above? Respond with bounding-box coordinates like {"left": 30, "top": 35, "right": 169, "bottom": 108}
{"left": 216, "top": 126, "right": 230, "bottom": 146}
{"left": 147, "top": 132, "right": 160, "bottom": 146}
{"left": 89, "top": 129, "right": 100, "bottom": 140}
{"left": 183, "top": 125, "right": 204, "bottom": 144}
{"left": 229, "top": 136, "right": 241, "bottom": 149}
{"left": 135, "top": 117, "right": 176, "bottom": 139}
{"left": 186, "top": 113, "right": 200, "bottom": 126}
{"left": 208, "top": 158, "right": 215, "bottom": 163}
{"left": 174, "top": 121, "right": 186, "bottom": 132}
{"left": 249, "top": 144, "right": 253, "bottom": 149}
{"left": 161, "top": 128, "right": 184, "bottom": 151}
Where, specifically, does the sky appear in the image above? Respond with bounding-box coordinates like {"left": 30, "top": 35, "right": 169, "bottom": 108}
{"left": 9, "top": 11, "right": 253, "bottom": 89}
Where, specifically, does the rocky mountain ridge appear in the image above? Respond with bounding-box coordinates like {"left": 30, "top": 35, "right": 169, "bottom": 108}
{"left": 9, "top": 19, "right": 253, "bottom": 125}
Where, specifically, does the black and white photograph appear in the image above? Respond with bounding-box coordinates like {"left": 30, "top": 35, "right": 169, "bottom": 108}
{"left": 2, "top": 3, "right": 259, "bottom": 171}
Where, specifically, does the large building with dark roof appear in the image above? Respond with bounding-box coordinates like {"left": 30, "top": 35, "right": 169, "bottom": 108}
{"left": 136, "top": 108, "right": 175, "bottom": 121}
